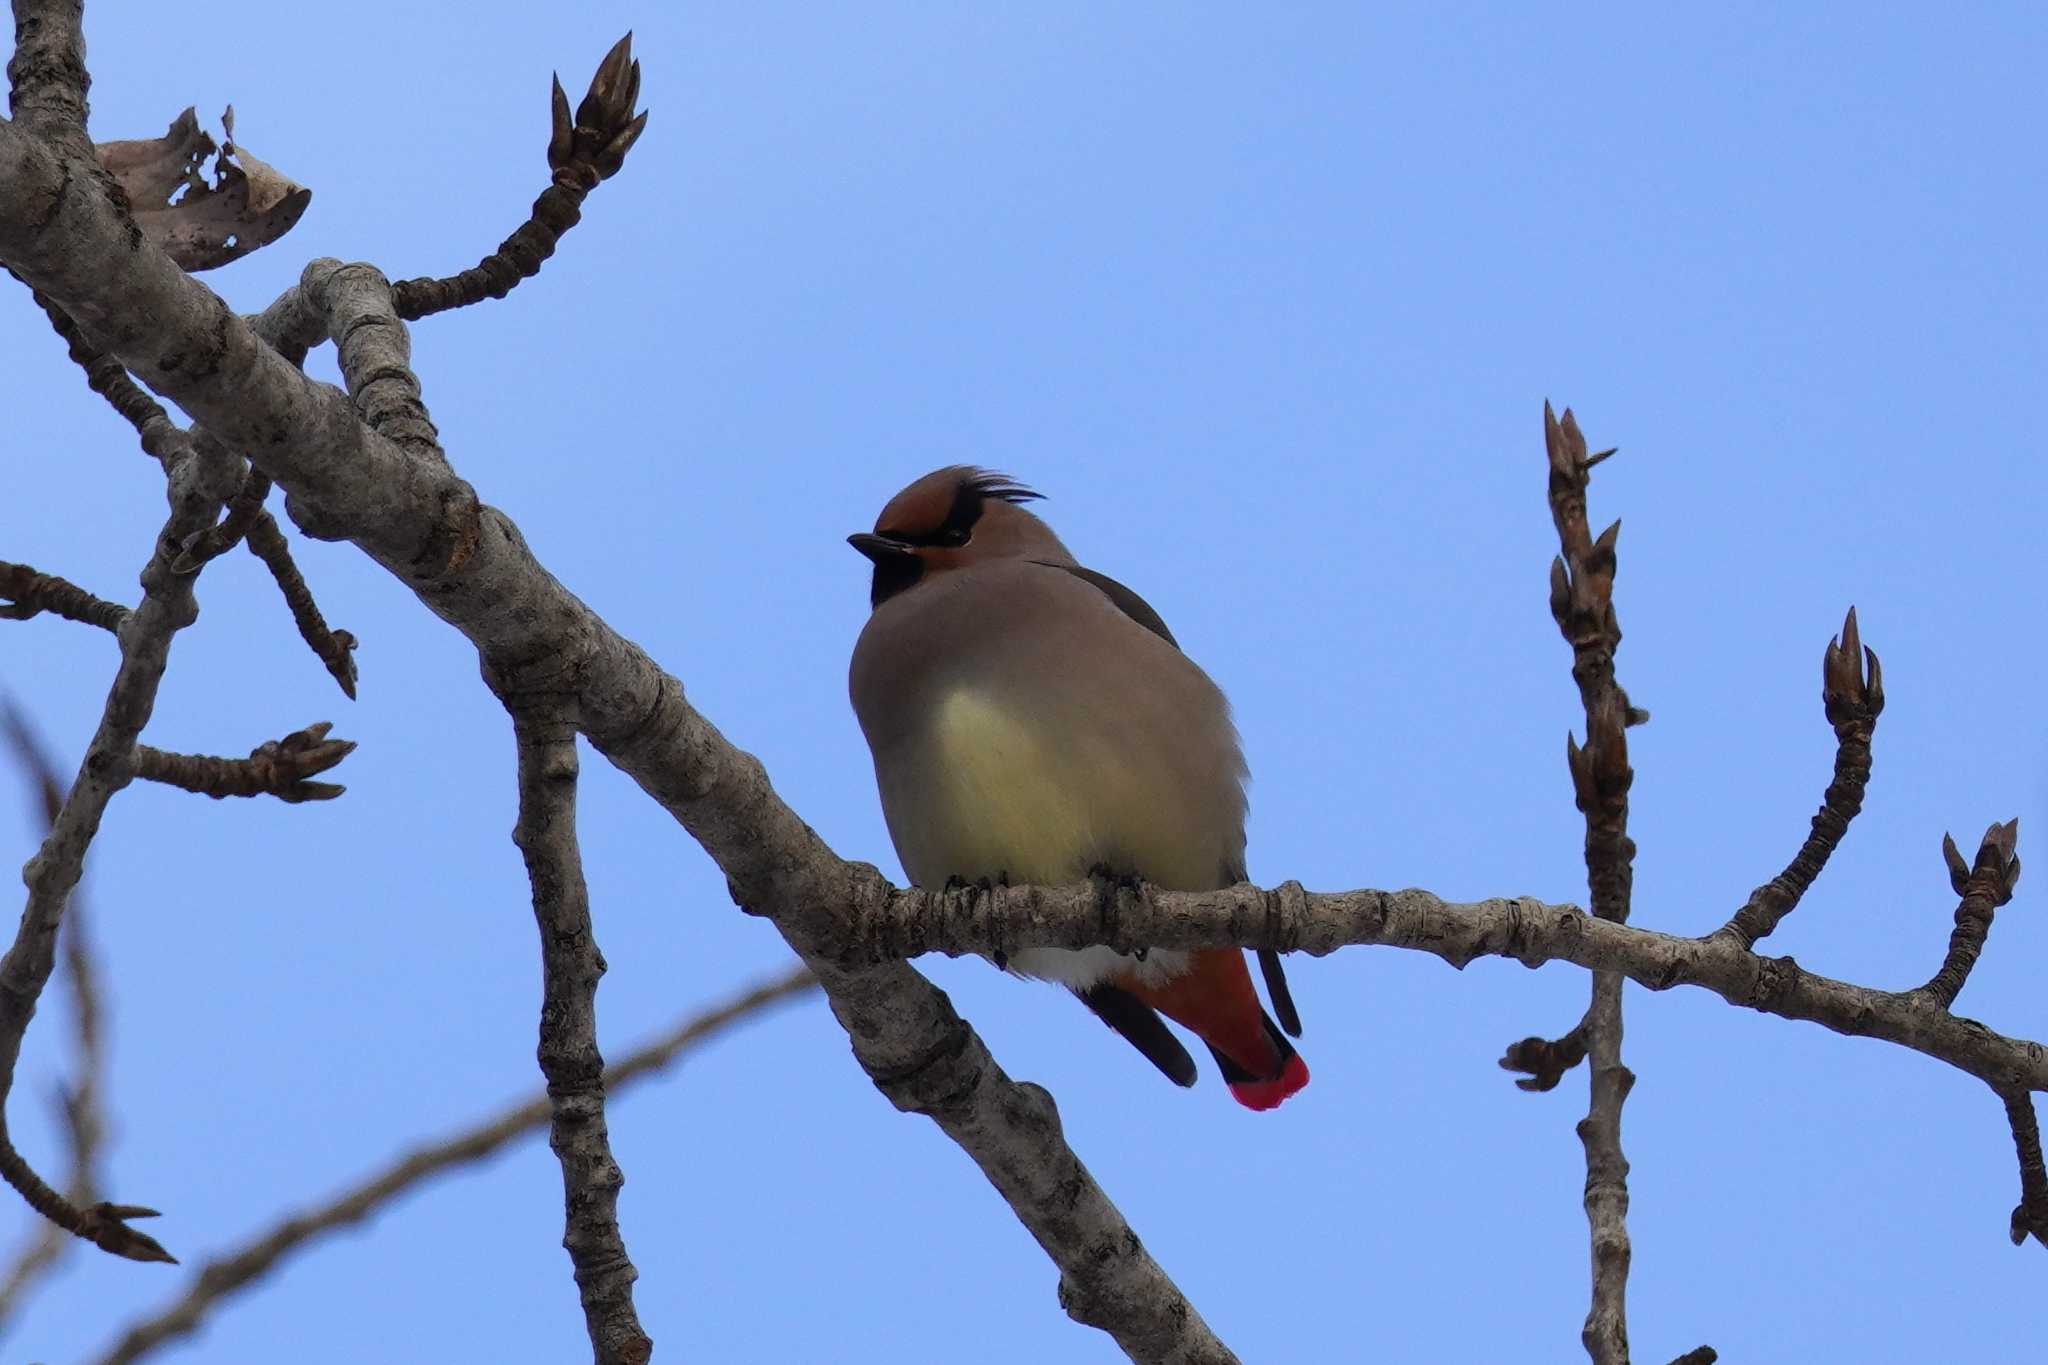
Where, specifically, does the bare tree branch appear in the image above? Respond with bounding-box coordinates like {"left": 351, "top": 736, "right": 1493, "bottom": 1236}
{"left": 0, "top": 64, "right": 241, "bottom": 1257}
{"left": 2004, "top": 1092, "right": 2048, "bottom": 1250}
{"left": 1539, "top": 404, "right": 1643, "bottom": 1364}
{"left": 507, "top": 702, "right": 650, "bottom": 1365}
{"left": 0, "top": 510, "right": 205, "bottom": 1264}
{"left": 815, "top": 877, "right": 2041, "bottom": 1097}
{"left": 90, "top": 966, "right": 816, "bottom": 1365}
{"left": 132, "top": 722, "right": 354, "bottom": 803}
{"left": 325, "top": 259, "right": 445, "bottom": 464}
{"left": 0, "top": 562, "right": 127, "bottom": 632}
{"left": 6, "top": 0, "right": 89, "bottom": 137}
{"left": 1713, "top": 607, "right": 1883, "bottom": 950}
{"left": 243, "top": 510, "right": 360, "bottom": 698}
{"left": 391, "top": 33, "right": 648, "bottom": 322}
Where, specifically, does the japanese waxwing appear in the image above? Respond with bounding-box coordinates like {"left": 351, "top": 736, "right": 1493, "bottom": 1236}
{"left": 847, "top": 467, "right": 1307, "bottom": 1110}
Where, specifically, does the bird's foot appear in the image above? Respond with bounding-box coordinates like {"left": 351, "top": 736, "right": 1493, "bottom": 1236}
{"left": 1086, "top": 862, "right": 1144, "bottom": 895}
{"left": 1087, "top": 864, "right": 1151, "bottom": 960}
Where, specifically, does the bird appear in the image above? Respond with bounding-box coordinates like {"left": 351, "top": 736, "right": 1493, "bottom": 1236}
{"left": 846, "top": 466, "right": 1307, "bottom": 1110}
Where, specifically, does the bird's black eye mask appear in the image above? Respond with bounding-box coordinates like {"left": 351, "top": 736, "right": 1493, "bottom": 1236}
{"left": 864, "top": 472, "right": 1043, "bottom": 608}
{"left": 865, "top": 495, "right": 969, "bottom": 606}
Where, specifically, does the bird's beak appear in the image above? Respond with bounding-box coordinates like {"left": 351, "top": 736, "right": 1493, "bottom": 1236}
{"left": 847, "top": 532, "right": 915, "bottom": 563}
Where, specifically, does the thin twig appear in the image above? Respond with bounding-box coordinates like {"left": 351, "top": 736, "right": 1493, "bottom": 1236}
{"left": 508, "top": 703, "right": 649, "bottom": 1365}
{"left": 1917, "top": 820, "right": 2021, "bottom": 1010}
{"left": 1713, "top": 606, "right": 1883, "bottom": 949}
{"left": 2002, "top": 1092, "right": 2048, "bottom": 1249}
{"left": 0, "top": 562, "right": 128, "bottom": 632}
{"left": 243, "top": 512, "right": 358, "bottom": 698}
{"left": 133, "top": 722, "right": 354, "bottom": 803}
{"left": 90, "top": 966, "right": 815, "bottom": 1365}
{"left": 392, "top": 34, "right": 648, "bottom": 322}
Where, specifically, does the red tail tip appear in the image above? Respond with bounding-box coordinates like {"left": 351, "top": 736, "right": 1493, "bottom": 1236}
{"left": 1227, "top": 1053, "right": 1309, "bottom": 1112}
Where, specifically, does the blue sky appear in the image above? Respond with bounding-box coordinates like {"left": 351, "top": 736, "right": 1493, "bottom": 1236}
{"left": 4, "top": 4, "right": 2045, "bottom": 1361}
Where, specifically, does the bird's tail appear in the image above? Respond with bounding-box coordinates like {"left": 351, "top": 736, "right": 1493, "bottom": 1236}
{"left": 1125, "top": 948, "right": 1309, "bottom": 1111}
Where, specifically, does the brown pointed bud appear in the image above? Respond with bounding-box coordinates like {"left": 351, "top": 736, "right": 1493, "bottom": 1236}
{"left": 1544, "top": 401, "right": 1579, "bottom": 482}
{"left": 1559, "top": 406, "right": 1583, "bottom": 454}
{"left": 595, "top": 110, "right": 650, "bottom": 180}
{"left": 1584, "top": 446, "right": 1618, "bottom": 469}
{"left": 1565, "top": 731, "right": 1597, "bottom": 812}
{"left": 577, "top": 35, "right": 630, "bottom": 126}
{"left": 83, "top": 1201, "right": 178, "bottom": 1264}
{"left": 548, "top": 74, "right": 574, "bottom": 170}
{"left": 1591, "top": 519, "right": 1620, "bottom": 570}
{"left": 620, "top": 58, "right": 643, "bottom": 123}
{"left": 1823, "top": 607, "right": 1884, "bottom": 730}
{"left": 1943, "top": 832, "right": 1970, "bottom": 895}
{"left": 579, "top": 33, "right": 637, "bottom": 131}
{"left": 1587, "top": 691, "right": 1634, "bottom": 796}
{"left": 1974, "top": 819, "right": 2021, "bottom": 902}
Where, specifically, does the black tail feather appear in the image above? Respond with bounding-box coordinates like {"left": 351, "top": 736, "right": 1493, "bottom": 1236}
{"left": 1258, "top": 948, "right": 1303, "bottom": 1038}
{"left": 1074, "top": 983, "right": 1198, "bottom": 1087}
